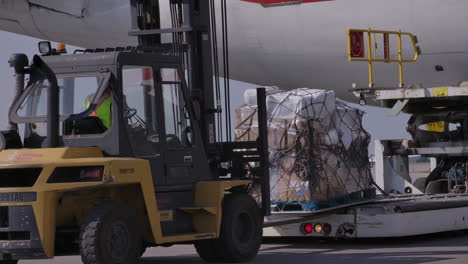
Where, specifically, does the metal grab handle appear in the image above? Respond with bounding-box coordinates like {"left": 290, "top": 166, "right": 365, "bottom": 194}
{"left": 347, "top": 28, "right": 421, "bottom": 88}
{"left": 184, "top": 155, "right": 193, "bottom": 163}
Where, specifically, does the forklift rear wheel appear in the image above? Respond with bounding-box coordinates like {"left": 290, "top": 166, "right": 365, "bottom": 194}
{"left": 195, "top": 193, "right": 263, "bottom": 263}
{"left": 79, "top": 203, "right": 142, "bottom": 264}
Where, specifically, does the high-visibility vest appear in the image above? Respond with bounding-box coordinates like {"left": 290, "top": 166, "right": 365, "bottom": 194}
{"left": 85, "top": 95, "right": 112, "bottom": 129}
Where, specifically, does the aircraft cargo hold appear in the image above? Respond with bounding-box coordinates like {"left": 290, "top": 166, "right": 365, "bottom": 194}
{"left": 236, "top": 88, "right": 374, "bottom": 211}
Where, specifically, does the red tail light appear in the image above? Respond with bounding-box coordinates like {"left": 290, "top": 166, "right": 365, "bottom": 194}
{"left": 303, "top": 223, "right": 314, "bottom": 234}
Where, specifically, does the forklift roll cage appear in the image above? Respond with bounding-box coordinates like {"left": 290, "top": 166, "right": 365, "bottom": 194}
{"left": 10, "top": 52, "right": 216, "bottom": 188}
{"left": 9, "top": 49, "right": 270, "bottom": 198}
{"left": 6, "top": 0, "right": 271, "bottom": 209}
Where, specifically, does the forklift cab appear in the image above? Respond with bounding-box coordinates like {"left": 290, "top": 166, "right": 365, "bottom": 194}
{"left": 9, "top": 52, "right": 211, "bottom": 188}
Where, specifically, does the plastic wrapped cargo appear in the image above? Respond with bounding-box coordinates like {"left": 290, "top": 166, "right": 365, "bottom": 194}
{"left": 236, "top": 88, "right": 373, "bottom": 211}
{"left": 244, "top": 86, "right": 281, "bottom": 106}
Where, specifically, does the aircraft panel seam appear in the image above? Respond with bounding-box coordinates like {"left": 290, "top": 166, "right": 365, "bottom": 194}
{"left": 0, "top": 17, "right": 18, "bottom": 23}
{"left": 0, "top": 17, "right": 32, "bottom": 38}
{"left": 28, "top": 2, "right": 86, "bottom": 19}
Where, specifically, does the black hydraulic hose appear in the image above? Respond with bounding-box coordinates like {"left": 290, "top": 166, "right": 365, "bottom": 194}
{"left": 210, "top": 0, "right": 223, "bottom": 142}
{"left": 425, "top": 158, "right": 447, "bottom": 188}
{"left": 371, "top": 179, "right": 389, "bottom": 197}
{"left": 221, "top": 0, "right": 232, "bottom": 141}
{"left": 394, "top": 199, "right": 468, "bottom": 213}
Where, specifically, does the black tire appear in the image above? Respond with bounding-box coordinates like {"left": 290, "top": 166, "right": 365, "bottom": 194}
{"left": 413, "top": 177, "right": 427, "bottom": 193}
{"left": 139, "top": 246, "right": 147, "bottom": 258}
{"left": 79, "top": 203, "right": 142, "bottom": 264}
{"left": 194, "top": 239, "right": 224, "bottom": 262}
{"left": 0, "top": 261, "right": 18, "bottom": 264}
{"left": 195, "top": 193, "right": 263, "bottom": 263}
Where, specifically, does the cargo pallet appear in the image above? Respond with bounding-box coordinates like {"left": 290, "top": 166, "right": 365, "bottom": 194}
{"left": 271, "top": 188, "right": 377, "bottom": 212}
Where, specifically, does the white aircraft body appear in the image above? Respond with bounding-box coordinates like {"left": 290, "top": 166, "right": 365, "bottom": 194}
{"left": 0, "top": 0, "right": 467, "bottom": 103}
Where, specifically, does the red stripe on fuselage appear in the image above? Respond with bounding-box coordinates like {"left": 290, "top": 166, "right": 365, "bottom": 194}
{"left": 241, "top": 0, "right": 334, "bottom": 4}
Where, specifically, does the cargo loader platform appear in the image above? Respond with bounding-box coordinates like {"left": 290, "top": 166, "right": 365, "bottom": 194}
{"left": 264, "top": 84, "right": 468, "bottom": 238}
{"left": 264, "top": 193, "right": 468, "bottom": 238}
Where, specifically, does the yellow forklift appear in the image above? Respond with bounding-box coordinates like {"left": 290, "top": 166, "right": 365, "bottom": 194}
{"left": 0, "top": 1, "right": 270, "bottom": 263}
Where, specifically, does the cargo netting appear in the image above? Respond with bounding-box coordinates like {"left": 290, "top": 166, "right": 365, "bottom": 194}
{"left": 236, "top": 88, "right": 373, "bottom": 211}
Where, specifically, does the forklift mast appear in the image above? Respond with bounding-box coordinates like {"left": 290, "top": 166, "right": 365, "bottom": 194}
{"left": 129, "top": 0, "right": 271, "bottom": 214}
{"left": 130, "top": 0, "right": 216, "bottom": 151}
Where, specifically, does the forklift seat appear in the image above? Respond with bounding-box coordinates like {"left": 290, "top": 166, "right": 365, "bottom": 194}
{"left": 166, "top": 134, "right": 184, "bottom": 149}
{"left": 63, "top": 117, "right": 107, "bottom": 135}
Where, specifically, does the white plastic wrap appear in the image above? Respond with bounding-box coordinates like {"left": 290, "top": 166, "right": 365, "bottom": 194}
{"left": 236, "top": 88, "right": 372, "bottom": 206}
{"left": 243, "top": 86, "right": 281, "bottom": 106}
{"left": 266, "top": 88, "right": 336, "bottom": 121}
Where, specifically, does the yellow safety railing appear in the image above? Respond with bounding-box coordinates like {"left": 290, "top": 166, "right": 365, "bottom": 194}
{"left": 347, "top": 28, "right": 421, "bottom": 88}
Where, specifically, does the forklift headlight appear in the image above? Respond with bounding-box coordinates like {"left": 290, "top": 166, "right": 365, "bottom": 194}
{"left": 38, "top": 41, "right": 52, "bottom": 56}
{"left": 47, "top": 166, "right": 104, "bottom": 183}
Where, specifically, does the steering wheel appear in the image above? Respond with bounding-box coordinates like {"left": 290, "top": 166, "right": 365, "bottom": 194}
{"left": 146, "top": 134, "right": 160, "bottom": 143}
{"left": 65, "top": 107, "right": 95, "bottom": 122}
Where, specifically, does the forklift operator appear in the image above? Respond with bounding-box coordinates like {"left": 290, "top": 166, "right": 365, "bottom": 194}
{"left": 84, "top": 88, "right": 112, "bottom": 129}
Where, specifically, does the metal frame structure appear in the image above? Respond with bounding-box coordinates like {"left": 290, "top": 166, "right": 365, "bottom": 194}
{"left": 347, "top": 28, "right": 420, "bottom": 88}
{"left": 0, "top": 0, "right": 271, "bottom": 262}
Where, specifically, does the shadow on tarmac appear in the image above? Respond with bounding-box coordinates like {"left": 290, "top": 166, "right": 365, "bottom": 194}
{"left": 263, "top": 229, "right": 468, "bottom": 248}
{"left": 140, "top": 251, "right": 461, "bottom": 264}
{"left": 140, "top": 231, "right": 468, "bottom": 264}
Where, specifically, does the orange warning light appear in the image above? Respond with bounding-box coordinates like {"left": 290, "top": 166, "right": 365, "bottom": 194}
{"left": 57, "top": 43, "right": 67, "bottom": 53}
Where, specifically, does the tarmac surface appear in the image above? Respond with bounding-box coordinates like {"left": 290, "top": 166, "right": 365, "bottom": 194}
{"left": 20, "top": 231, "right": 468, "bottom": 264}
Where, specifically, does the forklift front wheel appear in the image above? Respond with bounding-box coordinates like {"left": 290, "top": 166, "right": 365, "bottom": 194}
{"left": 79, "top": 203, "right": 142, "bottom": 264}
{"left": 195, "top": 193, "right": 263, "bottom": 263}
{"left": 139, "top": 245, "right": 147, "bottom": 258}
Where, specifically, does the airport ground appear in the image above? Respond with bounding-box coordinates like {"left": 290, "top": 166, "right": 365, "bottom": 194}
{"left": 20, "top": 231, "right": 468, "bottom": 264}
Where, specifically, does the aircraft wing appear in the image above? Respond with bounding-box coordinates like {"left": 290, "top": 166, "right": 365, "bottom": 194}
{"left": 0, "top": 0, "right": 136, "bottom": 48}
